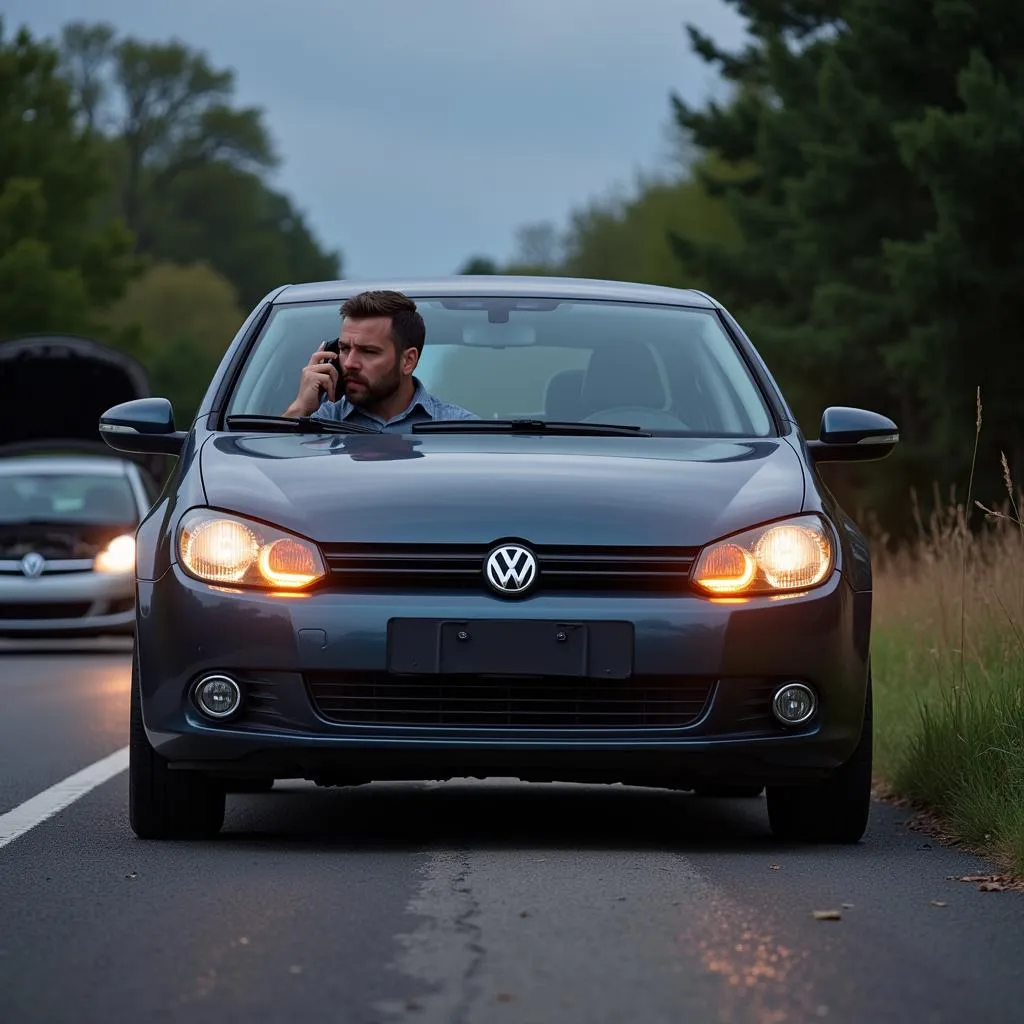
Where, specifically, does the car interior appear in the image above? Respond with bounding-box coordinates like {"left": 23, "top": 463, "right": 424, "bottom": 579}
{"left": 80, "top": 482, "right": 138, "bottom": 522}
{"left": 0, "top": 473, "right": 139, "bottom": 525}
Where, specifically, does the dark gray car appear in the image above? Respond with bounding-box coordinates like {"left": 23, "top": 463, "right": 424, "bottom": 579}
{"left": 99, "top": 276, "right": 898, "bottom": 843}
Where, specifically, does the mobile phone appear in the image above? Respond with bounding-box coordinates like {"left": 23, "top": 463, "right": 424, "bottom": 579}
{"left": 319, "top": 338, "right": 340, "bottom": 400}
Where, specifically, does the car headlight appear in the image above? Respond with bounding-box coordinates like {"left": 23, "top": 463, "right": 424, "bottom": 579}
{"left": 94, "top": 534, "right": 136, "bottom": 574}
{"left": 177, "top": 509, "right": 326, "bottom": 590}
{"left": 691, "top": 514, "right": 835, "bottom": 596}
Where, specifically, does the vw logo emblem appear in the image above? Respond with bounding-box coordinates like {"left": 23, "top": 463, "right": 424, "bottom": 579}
{"left": 20, "top": 552, "right": 45, "bottom": 578}
{"left": 484, "top": 544, "right": 538, "bottom": 595}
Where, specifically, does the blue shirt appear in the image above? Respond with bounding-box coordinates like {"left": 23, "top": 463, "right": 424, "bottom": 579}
{"left": 311, "top": 377, "right": 478, "bottom": 433}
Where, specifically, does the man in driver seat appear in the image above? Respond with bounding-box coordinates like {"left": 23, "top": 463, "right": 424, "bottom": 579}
{"left": 284, "top": 289, "right": 477, "bottom": 432}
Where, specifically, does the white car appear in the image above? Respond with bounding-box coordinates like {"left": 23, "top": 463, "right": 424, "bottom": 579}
{"left": 0, "top": 454, "right": 155, "bottom": 637}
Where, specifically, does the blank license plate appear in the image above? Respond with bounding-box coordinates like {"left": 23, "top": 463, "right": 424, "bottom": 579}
{"left": 387, "top": 619, "right": 633, "bottom": 679}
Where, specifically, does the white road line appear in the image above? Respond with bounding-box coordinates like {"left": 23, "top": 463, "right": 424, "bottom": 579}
{"left": 0, "top": 746, "right": 129, "bottom": 851}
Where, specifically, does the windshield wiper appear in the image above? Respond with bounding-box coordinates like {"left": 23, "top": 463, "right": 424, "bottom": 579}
{"left": 224, "top": 415, "right": 378, "bottom": 435}
{"left": 412, "top": 419, "right": 653, "bottom": 437}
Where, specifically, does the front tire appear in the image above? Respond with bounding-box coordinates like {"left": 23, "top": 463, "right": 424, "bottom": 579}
{"left": 129, "top": 656, "right": 226, "bottom": 839}
{"left": 766, "top": 674, "right": 873, "bottom": 844}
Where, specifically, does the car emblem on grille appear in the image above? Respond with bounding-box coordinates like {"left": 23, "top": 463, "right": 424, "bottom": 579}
{"left": 484, "top": 544, "right": 538, "bottom": 595}
{"left": 20, "top": 552, "right": 45, "bottom": 578}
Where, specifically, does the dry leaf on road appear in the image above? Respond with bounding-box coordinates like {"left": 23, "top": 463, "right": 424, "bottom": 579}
{"left": 950, "top": 873, "right": 1024, "bottom": 892}
{"left": 813, "top": 910, "right": 842, "bottom": 920}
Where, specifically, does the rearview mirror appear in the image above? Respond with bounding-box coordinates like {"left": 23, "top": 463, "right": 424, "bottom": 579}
{"left": 462, "top": 324, "right": 536, "bottom": 347}
{"left": 99, "top": 398, "right": 187, "bottom": 456}
{"left": 807, "top": 406, "right": 899, "bottom": 464}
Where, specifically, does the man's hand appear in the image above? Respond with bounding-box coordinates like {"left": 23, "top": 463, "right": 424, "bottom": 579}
{"left": 283, "top": 343, "right": 339, "bottom": 417}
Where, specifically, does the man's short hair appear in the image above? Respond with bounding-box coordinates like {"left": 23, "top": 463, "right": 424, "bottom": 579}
{"left": 340, "top": 290, "right": 426, "bottom": 354}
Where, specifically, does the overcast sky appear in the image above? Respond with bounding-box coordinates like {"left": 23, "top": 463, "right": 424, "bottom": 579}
{"left": 5, "top": 0, "right": 747, "bottom": 282}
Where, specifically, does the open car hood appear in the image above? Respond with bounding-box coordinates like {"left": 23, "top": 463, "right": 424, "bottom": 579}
{"left": 0, "top": 334, "right": 161, "bottom": 479}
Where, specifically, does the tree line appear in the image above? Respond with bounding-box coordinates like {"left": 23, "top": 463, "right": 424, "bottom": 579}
{"left": 5, "top": 6, "right": 1019, "bottom": 537}
{"left": 0, "top": 17, "right": 340, "bottom": 422}
{"left": 461, "top": 0, "right": 1024, "bottom": 538}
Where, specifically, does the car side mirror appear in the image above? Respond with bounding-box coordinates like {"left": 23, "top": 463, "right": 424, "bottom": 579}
{"left": 99, "top": 398, "right": 188, "bottom": 456}
{"left": 807, "top": 406, "right": 899, "bottom": 464}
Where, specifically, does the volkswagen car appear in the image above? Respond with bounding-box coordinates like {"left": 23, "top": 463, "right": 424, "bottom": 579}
{"left": 99, "top": 276, "right": 898, "bottom": 842}
{"left": 0, "top": 454, "right": 153, "bottom": 637}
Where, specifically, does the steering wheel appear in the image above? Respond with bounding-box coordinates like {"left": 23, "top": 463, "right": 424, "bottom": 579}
{"left": 581, "top": 406, "right": 690, "bottom": 431}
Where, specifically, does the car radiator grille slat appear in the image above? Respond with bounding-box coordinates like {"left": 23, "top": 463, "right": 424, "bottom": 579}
{"left": 319, "top": 544, "right": 698, "bottom": 593}
{"left": 733, "top": 679, "right": 782, "bottom": 732}
{"left": 305, "top": 673, "right": 715, "bottom": 728}
{"left": 245, "top": 679, "right": 286, "bottom": 721}
{"left": 0, "top": 601, "right": 92, "bottom": 620}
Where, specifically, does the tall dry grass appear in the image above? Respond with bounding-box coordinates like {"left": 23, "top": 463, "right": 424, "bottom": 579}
{"left": 871, "top": 390, "right": 1024, "bottom": 871}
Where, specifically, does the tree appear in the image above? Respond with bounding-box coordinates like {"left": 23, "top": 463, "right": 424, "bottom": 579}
{"left": 458, "top": 255, "right": 499, "bottom": 275}
{"left": 504, "top": 221, "right": 564, "bottom": 275}
{"left": 147, "top": 160, "right": 340, "bottom": 308}
{"left": 670, "top": 0, "right": 1024, "bottom": 532}
{"left": 56, "top": 21, "right": 341, "bottom": 308}
{"left": 56, "top": 21, "right": 116, "bottom": 134}
{"left": 455, "top": 135, "right": 746, "bottom": 291}
{"left": 58, "top": 22, "right": 275, "bottom": 240}
{"left": 885, "top": 49, "right": 1024, "bottom": 488}
{"left": 0, "top": 18, "right": 134, "bottom": 340}
{"left": 103, "top": 261, "right": 245, "bottom": 425}
{"left": 559, "top": 157, "right": 744, "bottom": 289}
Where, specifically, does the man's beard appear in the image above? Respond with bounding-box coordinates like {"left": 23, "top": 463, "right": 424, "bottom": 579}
{"left": 343, "top": 363, "right": 402, "bottom": 409}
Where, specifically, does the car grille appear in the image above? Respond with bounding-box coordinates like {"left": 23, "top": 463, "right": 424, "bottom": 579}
{"left": 732, "top": 678, "right": 783, "bottom": 733}
{"left": 0, "top": 601, "right": 92, "bottom": 620}
{"left": 318, "top": 543, "right": 698, "bottom": 593}
{"left": 305, "top": 672, "right": 715, "bottom": 729}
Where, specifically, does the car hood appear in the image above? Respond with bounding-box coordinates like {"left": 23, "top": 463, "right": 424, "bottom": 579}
{"left": 198, "top": 432, "right": 807, "bottom": 548}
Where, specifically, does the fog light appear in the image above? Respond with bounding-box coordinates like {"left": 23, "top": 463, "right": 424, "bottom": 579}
{"left": 194, "top": 675, "right": 241, "bottom": 719}
{"left": 772, "top": 682, "right": 817, "bottom": 725}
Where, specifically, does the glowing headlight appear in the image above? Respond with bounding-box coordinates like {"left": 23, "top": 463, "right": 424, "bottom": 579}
{"left": 177, "top": 509, "right": 326, "bottom": 590}
{"left": 691, "top": 515, "right": 834, "bottom": 596}
{"left": 94, "top": 534, "right": 136, "bottom": 574}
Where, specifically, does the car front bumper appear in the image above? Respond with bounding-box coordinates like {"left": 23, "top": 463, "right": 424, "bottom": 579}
{"left": 0, "top": 568, "right": 135, "bottom": 636}
{"left": 136, "top": 565, "right": 871, "bottom": 788}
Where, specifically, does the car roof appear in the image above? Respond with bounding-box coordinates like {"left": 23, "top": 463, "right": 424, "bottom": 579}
{"left": 273, "top": 275, "right": 719, "bottom": 309}
{"left": 0, "top": 454, "right": 132, "bottom": 476}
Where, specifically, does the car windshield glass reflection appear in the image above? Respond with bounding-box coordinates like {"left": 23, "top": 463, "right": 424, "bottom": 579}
{"left": 299, "top": 434, "right": 426, "bottom": 460}
{"left": 225, "top": 297, "right": 776, "bottom": 438}
{"left": 0, "top": 473, "right": 137, "bottom": 524}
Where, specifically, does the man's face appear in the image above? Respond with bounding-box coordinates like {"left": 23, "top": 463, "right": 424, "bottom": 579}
{"left": 337, "top": 317, "right": 416, "bottom": 408}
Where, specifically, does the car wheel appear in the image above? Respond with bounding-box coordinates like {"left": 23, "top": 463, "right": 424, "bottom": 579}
{"left": 765, "top": 672, "right": 873, "bottom": 844}
{"left": 129, "top": 655, "right": 226, "bottom": 840}
{"left": 692, "top": 784, "right": 764, "bottom": 798}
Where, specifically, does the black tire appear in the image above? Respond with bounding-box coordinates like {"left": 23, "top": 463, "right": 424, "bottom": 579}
{"left": 692, "top": 784, "right": 764, "bottom": 798}
{"left": 766, "top": 673, "right": 873, "bottom": 844}
{"left": 129, "top": 655, "right": 226, "bottom": 840}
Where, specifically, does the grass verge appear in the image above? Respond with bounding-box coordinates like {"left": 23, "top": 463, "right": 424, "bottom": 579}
{"left": 871, "top": 394, "right": 1024, "bottom": 874}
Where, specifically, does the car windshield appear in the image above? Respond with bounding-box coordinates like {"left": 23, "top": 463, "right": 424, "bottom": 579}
{"left": 0, "top": 471, "right": 138, "bottom": 524}
{"left": 225, "top": 296, "right": 776, "bottom": 437}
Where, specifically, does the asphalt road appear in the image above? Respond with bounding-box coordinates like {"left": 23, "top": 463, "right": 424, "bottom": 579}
{"left": 1, "top": 642, "right": 1022, "bottom": 1024}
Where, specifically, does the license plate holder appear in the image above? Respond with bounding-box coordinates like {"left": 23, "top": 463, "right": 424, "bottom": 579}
{"left": 387, "top": 619, "right": 633, "bottom": 678}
